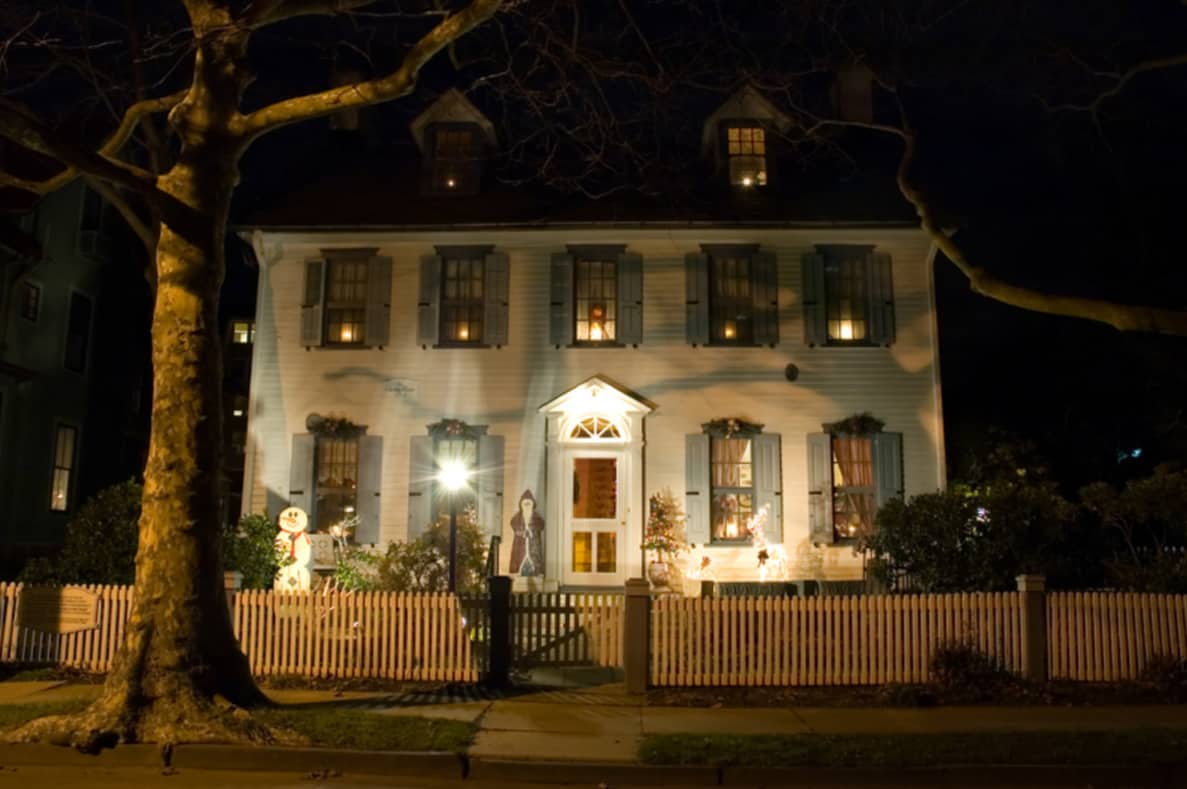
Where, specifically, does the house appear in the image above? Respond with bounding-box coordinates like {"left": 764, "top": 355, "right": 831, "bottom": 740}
{"left": 238, "top": 87, "right": 945, "bottom": 590}
{"left": 0, "top": 171, "right": 150, "bottom": 568}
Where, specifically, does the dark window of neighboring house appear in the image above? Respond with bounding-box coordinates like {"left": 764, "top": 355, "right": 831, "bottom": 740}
{"left": 64, "top": 292, "right": 93, "bottom": 372}
{"left": 440, "top": 254, "right": 484, "bottom": 344}
{"left": 832, "top": 433, "right": 875, "bottom": 541}
{"left": 432, "top": 436, "right": 478, "bottom": 524}
{"left": 19, "top": 282, "right": 40, "bottom": 322}
{"left": 824, "top": 255, "right": 870, "bottom": 343}
{"left": 231, "top": 320, "right": 254, "bottom": 344}
{"left": 429, "top": 124, "right": 482, "bottom": 194}
{"left": 710, "top": 437, "right": 753, "bottom": 543}
{"left": 574, "top": 256, "right": 617, "bottom": 343}
{"left": 315, "top": 435, "right": 359, "bottom": 530}
{"left": 324, "top": 257, "right": 367, "bottom": 345}
{"left": 726, "top": 125, "right": 766, "bottom": 187}
{"left": 50, "top": 424, "right": 77, "bottom": 511}
{"left": 79, "top": 186, "right": 109, "bottom": 255}
{"left": 709, "top": 254, "right": 753, "bottom": 344}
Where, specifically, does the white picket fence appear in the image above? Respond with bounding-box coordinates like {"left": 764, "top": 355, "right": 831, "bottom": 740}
{"left": 651, "top": 593, "right": 1027, "bottom": 686}
{"left": 0, "top": 583, "right": 133, "bottom": 671}
{"left": 1048, "top": 592, "right": 1187, "bottom": 681}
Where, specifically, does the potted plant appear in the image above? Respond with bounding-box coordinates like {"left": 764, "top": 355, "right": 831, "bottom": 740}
{"left": 643, "top": 489, "right": 686, "bottom": 589}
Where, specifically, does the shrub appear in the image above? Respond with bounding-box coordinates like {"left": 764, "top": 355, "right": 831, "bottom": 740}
{"left": 223, "top": 513, "right": 284, "bottom": 590}
{"left": 1139, "top": 654, "right": 1187, "bottom": 703}
{"left": 374, "top": 507, "right": 488, "bottom": 593}
{"left": 929, "top": 640, "right": 1012, "bottom": 701}
{"left": 20, "top": 480, "right": 142, "bottom": 585}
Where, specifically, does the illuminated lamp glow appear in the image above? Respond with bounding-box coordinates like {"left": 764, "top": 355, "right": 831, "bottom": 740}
{"left": 723, "top": 321, "right": 736, "bottom": 339}
{"left": 232, "top": 409, "right": 244, "bottom": 417}
{"left": 458, "top": 325, "right": 469, "bottom": 341}
{"left": 590, "top": 323, "right": 604, "bottom": 341}
{"left": 741, "top": 176, "right": 753, "bottom": 187}
{"left": 446, "top": 178, "right": 457, "bottom": 188}
{"left": 340, "top": 326, "right": 354, "bottom": 342}
{"left": 437, "top": 460, "right": 470, "bottom": 492}
{"left": 838, "top": 321, "right": 854, "bottom": 341}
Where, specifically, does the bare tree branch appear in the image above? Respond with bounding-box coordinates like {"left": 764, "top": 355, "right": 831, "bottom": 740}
{"left": 237, "top": 0, "right": 503, "bottom": 138}
{"left": 1052, "top": 51, "right": 1187, "bottom": 114}
{"left": 238, "top": 0, "right": 380, "bottom": 29}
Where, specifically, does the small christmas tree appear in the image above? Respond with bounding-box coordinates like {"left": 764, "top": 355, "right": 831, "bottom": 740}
{"left": 643, "top": 489, "right": 686, "bottom": 561}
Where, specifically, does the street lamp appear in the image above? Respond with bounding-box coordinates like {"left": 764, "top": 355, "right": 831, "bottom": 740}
{"left": 437, "top": 460, "right": 471, "bottom": 592}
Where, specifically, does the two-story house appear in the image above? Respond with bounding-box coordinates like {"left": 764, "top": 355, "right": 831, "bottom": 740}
{"left": 238, "top": 87, "right": 945, "bottom": 590}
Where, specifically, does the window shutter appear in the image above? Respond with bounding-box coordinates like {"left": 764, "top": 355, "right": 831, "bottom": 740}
{"left": 807, "top": 432, "right": 834, "bottom": 545}
{"left": 752, "top": 250, "right": 779, "bottom": 346}
{"left": 685, "top": 434, "right": 711, "bottom": 545}
{"left": 752, "top": 433, "right": 782, "bottom": 543}
{"left": 801, "top": 253, "right": 826, "bottom": 347}
{"left": 550, "top": 252, "right": 575, "bottom": 347}
{"left": 365, "top": 256, "right": 392, "bottom": 348}
{"left": 483, "top": 252, "right": 510, "bottom": 347}
{"left": 301, "top": 259, "right": 326, "bottom": 347}
{"left": 866, "top": 252, "right": 895, "bottom": 346}
{"left": 355, "top": 435, "right": 383, "bottom": 544}
{"left": 289, "top": 433, "right": 316, "bottom": 524}
{"left": 476, "top": 434, "right": 504, "bottom": 537}
{"left": 616, "top": 251, "right": 643, "bottom": 346}
{"left": 417, "top": 256, "right": 441, "bottom": 348}
{"left": 685, "top": 252, "right": 709, "bottom": 346}
{"left": 872, "top": 431, "right": 904, "bottom": 509}
{"left": 407, "top": 435, "right": 435, "bottom": 540}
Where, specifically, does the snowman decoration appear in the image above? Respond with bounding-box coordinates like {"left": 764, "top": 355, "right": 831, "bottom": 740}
{"left": 274, "top": 506, "right": 313, "bottom": 591}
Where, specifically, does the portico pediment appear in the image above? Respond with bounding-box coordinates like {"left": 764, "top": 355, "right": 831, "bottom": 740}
{"left": 538, "top": 374, "right": 656, "bottom": 418}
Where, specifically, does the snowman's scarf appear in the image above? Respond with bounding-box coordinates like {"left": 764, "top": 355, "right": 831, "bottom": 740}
{"left": 281, "top": 530, "right": 311, "bottom": 560}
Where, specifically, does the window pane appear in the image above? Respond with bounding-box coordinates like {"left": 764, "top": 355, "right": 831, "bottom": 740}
{"left": 573, "top": 457, "right": 617, "bottom": 518}
{"left": 231, "top": 321, "right": 254, "bottom": 344}
{"left": 712, "top": 493, "right": 753, "bottom": 541}
{"left": 50, "top": 425, "right": 77, "bottom": 512}
{"left": 20, "top": 283, "right": 40, "bottom": 321}
{"left": 325, "top": 259, "right": 368, "bottom": 345}
{"left": 832, "top": 435, "right": 875, "bottom": 541}
{"left": 825, "top": 257, "right": 869, "bottom": 342}
{"left": 572, "top": 532, "right": 593, "bottom": 573}
{"left": 709, "top": 256, "right": 754, "bottom": 343}
{"left": 316, "top": 436, "right": 359, "bottom": 530}
{"left": 711, "top": 438, "right": 752, "bottom": 486}
{"left": 440, "top": 257, "right": 485, "bottom": 343}
{"left": 596, "top": 532, "right": 617, "bottom": 573}
{"left": 574, "top": 258, "right": 617, "bottom": 342}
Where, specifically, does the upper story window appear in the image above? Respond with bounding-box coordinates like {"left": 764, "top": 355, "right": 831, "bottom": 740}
{"left": 726, "top": 125, "right": 767, "bottom": 187}
{"left": 301, "top": 250, "right": 391, "bottom": 350}
{"left": 64, "top": 292, "right": 93, "bottom": 373}
{"left": 686, "top": 245, "right": 777, "bottom": 347}
{"left": 230, "top": 320, "right": 254, "bottom": 344}
{"left": 575, "top": 256, "right": 617, "bottom": 344}
{"left": 419, "top": 246, "right": 508, "bottom": 348}
{"left": 549, "top": 246, "right": 643, "bottom": 348}
{"left": 19, "top": 282, "right": 40, "bottom": 322}
{"left": 325, "top": 257, "right": 367, "bottom": 345}
{"left": 802, "top": 246, "right": 895, "bottom": 347}
{"left": 440, "top": 253, "right": 485, "bottom": 344}
{"left": 426, "top": 123, "right": 484, "bottom": 195}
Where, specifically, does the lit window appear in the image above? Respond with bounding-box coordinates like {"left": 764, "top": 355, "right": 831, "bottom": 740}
{"left": 727, "top": 126, "right": 767, "bottom": 187}
{"left": 440, "top": 255, "right": 484, "bottom": 344}
{"left": 429, "top": 125, "right": 482, "bottom": 195}
{"left": 231, "top": 320, "right": 254, "bottom": 344}
{"left": 710, "top": 437, "right": 753, "bottom": 542}
{"left": 19, "top": 283, "right": 40, "bottom": 322}
{"left": 709, "top": 254, "right": 753, "bottom": 344}
{"left": 575, "top": 257, "right": 617, "bottom": 343}
{"left": 324, "top": 258, "right": 367, "bottom": 345}
{"left": 316, "top": 436, "right": 359, "bottom": 530}
{"left": 825, "top": 257, "right": 869, "bottom": 343}
{"left": 569, "top": 416, "right": 622, "bottom": 440}
{"left": 50, "top": 425, "right": 77, "bottom": 512}
{"left": 832, "top": 435, "right": 875, "bottom": 541}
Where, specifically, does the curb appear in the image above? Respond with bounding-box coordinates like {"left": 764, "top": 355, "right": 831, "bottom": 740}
{"left": 723, "top": 764, "right": 1185, "bottom": 787}
{"left": 171, "top": 745, "right": 465, "bottom": 779}
{"left": 468, "top": 758, "right": 718, "bottom": 785}
{"left": 0, "top": 743, "right": 161, "bottom": 768}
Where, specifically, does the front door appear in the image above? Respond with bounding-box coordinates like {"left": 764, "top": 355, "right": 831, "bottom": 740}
{"left": 563, "top": 451, "right": 626, "bottom": 586}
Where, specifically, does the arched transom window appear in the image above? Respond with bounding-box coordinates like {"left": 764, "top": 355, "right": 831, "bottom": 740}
{"left": 569, "top": 415, "right": 622, "bottom": 440}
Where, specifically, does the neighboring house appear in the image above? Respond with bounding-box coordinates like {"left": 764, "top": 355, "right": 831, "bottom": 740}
{"left": 0, "top": 168, "right": 150, "bottom": 570}
{"left": 239, "top": 87, "right": 945, "bottom": 590}
{"left": 223, "top": 315, "right": 255, "bottom": 523}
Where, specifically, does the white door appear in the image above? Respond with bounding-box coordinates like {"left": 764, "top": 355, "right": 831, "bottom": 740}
{"left": 563, "top": 450, "right": 626, "bottom": 586}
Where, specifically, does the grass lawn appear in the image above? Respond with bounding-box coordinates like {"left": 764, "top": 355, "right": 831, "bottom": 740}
{"left": 0, "top": 700, "right": 473, "bottom": 752}
{"left": 640, "top": 730, "right": 1187, "bottom": 769}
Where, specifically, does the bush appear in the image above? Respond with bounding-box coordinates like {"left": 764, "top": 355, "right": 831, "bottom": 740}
{"left": 374, "top": 507, "right": 488, "bottom": 593}
{"left": 223, "top": 513, "right": 284, "bottom": 590}
{"left": 929, "top": 640, "right": 1012, "bottom": 701}
{"left": 1139, "top": 654, "right": 1187, "bottom": 703}
{"left": 20, "top": 480, "right": 142, "bottom": 585}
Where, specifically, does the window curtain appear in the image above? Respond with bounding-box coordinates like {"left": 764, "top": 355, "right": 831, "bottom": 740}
{"left": 833, "top": 436, "right": 876, "bottom": 532}
{"left": 712, "top": 438, "right": 750, "bottom": 486}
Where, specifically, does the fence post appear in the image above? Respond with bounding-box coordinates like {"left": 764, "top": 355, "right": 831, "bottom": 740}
{"left": 487, "top": 575, "right": 512, "bottom": 688}
{"left": 700, "top": 580, "right": 717, "bottom": 599}
{"left": 223, "top": 571, "right": 243, "bottom": 622}
{"left": 624, "top": 578, "right": 651, "bottom": 694}
{"left": 1016, "top": 574, "right": 1047, "bottom": 682}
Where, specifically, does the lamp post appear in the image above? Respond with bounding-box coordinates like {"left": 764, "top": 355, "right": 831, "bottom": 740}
{"left": 437, "top": 460, "right": 471, "bottom": 593}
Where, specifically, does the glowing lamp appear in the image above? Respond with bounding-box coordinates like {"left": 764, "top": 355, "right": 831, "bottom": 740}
{"left": 340, "top": 326, "right": 354, "bottom": 342}
{"left": 741, "top": 176, "right": 753, "bottom": 187}
{"left": 457, "top": 325, "right": 469, "bottom": 341}
{"left": 723, "top": 321, "right": 736, "bottom": 339}
{"left": 437, "top": 460, "right": 470, "bottom": 492}
{"left": 725, "top": 519, "right": 739, "bottom": 539}
{"left": 590, "top": 323, "right": 604, "bottom": 341}
{"left": 232, "top": 409, "right": 244, "bottom": 417}
{"left": 838, "top": 321, "right": 854, "bottom": 341}
{"left": 446, "top": 178, "right": 457, "bottom": 189}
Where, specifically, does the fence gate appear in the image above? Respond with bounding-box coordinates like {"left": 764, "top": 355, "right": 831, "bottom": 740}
{"left": 510, "top": 592, "right": 624, "bottom": 675}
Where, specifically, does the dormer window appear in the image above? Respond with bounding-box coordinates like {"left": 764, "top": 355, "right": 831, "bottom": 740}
{"left": 427, "top": 123, "right": 483, "bottom": 195}
{"left": 726, "top": 125, "right": 767, "bottom": 187}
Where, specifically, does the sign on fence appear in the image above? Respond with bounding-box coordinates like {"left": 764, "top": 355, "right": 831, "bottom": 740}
{"left": 17, "top": 587, "right": 99, "bottom": 634}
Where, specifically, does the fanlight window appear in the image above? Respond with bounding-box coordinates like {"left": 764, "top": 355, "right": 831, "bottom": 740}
{"left": 570, "top": 416, "right": 622, "bottom": 440}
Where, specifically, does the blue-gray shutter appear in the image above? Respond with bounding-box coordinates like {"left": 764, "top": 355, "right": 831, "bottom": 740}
{"left": 484, "top": 252, "right": 510, "bottom": 347}
{"left": 872, "top": 431, "right": 904, "bottom": 509}
{"left": 417, "top": 256, "right": 441, "bottom": 347}
{"left": 752, "top": 250, "right": 779, "bottom": 346}
{"left": 301, "top": 259, "right": 326, "bottom": 347}
{"left": 685, "top": 252, "right": 709, "bottom": 345}
{"left": 752, "top": 433, "right": 782, "bottom": 543}
{"left": 407, "top": 435, "right": 435, "bottom": 539}
{"left": 550, "top": 252, "right": 574, "bottom": 347}
{"left": 289, "top": 433, "right": 316, "bottom": 522}
{"left": 685, "top": 434, "right": 711, "bottom": 545}
{"left": 801, "top": 253, "right": 826, "bottom": 347}
{"left": 807, "top": 432, "right": 834, "bottom": 545}
{"left": 365, "top": 256, "right": 392, "bottom": 348}
{"left": 866, "top": 252, "right": 895, "bottom": 346}
{"left": 616, "top": 251, "right": 643, "bottom": 346}
{"left": 476, "top": 434, "right": 504, "bottom": 537}
{"left": 355, "top": 435, "right": 382, "bottom": 544}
